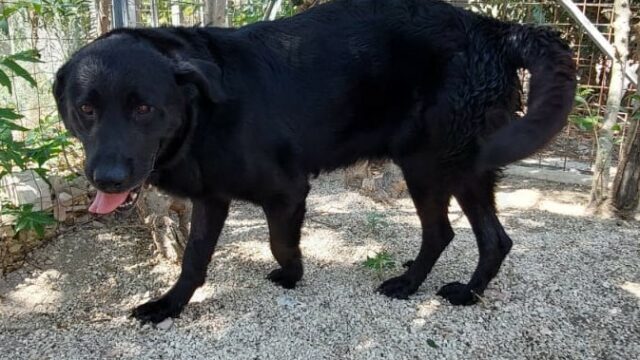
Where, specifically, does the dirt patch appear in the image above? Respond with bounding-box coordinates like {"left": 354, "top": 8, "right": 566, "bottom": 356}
{"left": 1, "top": 173, "right": 638, "bottom": 359}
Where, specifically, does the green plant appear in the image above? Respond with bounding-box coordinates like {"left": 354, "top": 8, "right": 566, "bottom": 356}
{"left": 229, "top": 0, "right": 268, "bottom": 26}
{"left": 0, "top": 106, "right": 29, "bottom": 180}
{"left": 1, "top": 111, "right": 71, "bottom": 179}
{"left": 229, "top": 0, "right": 298, "bottom": 27}
{"left": 1, "top": 203, "right": 56, "bottom": 238}
{"left": 363, "top": 250, "right": 395, "bottom": 276}
{"left": 570, "top": 87, "right": 604, "bottom": 132}
{"left": 365, "top": 211, "right": 389, "bottom": 234}
{"left": 0, "top": 49, "right": 40, "bottom": 93}
{"left": 0, "top": 3, "right": 70, "bottom": 239}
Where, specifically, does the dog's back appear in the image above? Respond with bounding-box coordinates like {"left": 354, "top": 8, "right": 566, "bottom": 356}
{"left": 199, "top": 0, "right": 574, "bottom": 175}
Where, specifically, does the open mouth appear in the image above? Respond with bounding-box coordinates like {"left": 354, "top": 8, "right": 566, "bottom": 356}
{"left": 117, "top": 186, "right": 142, "bottom": 211}
{"left": 88, "top": 185, "right": 143, "bottom": 214}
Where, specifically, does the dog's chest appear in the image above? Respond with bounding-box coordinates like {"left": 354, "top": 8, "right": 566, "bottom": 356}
{"left": 149, "top": 161, "right": 204, "bottom": 198}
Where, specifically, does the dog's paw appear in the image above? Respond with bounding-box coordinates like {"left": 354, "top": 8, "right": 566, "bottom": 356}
{"left": 267, "top": 267, "right": 302, "bottom": 289}
{"left": 436, "top": 282, "right": 478, "bottom": 305}
{"left": 131, "top": 298, "right": 183, "bottom": 324}
{"left": 377, "top": 275, "right": 419, "bottom": 299}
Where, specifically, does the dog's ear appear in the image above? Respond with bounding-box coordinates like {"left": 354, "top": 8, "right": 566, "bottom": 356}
{"left": 174, "top": 59, "right": 227, "bottom": 103}
{"left": 52, "top": 63, "right": 80, "bottom": 138}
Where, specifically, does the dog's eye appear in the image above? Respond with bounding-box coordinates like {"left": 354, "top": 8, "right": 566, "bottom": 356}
{"left": 135, "top": 104, "right": 152, "bottom": 115}
{"left": 79, "top": 104, "right": 94, "bottom": 115}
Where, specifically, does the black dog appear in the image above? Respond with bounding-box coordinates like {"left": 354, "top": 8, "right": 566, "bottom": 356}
{"left": 54, "top": 0, "right": 576, "bottom": 323}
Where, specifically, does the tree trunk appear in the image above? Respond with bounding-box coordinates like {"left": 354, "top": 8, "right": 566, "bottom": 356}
{"left": 609, "top": 23, "right": 640, "bottom": 219}
{"left": 203, "top": 0, "right": 227, "bottom": 26}
{"left": 137, "top": 189, "right": 192, "bottom": 262}
{"left": 588, "top": 0, "right": 630, "bottom": 213}
{"left": 91, "top": 0, "right": 111, "bottom": 36}
{"left": 294, "top": 0, "right": 324, "bottom": 13}
{"left": 98, "top": 0, "right": 112, "bottom": 34}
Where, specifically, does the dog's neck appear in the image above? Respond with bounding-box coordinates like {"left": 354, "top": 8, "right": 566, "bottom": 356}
{"left": 153, "top": 106, "right": 197, "bottom": 172}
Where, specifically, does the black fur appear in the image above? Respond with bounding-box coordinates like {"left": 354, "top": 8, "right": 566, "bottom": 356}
{"left": 54, "top": 0, "right": 576, "bottom": 323}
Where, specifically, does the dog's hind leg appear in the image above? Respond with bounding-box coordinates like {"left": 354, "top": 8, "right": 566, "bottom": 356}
{"left": 132, "top": 198, "right": 230, "bottom": 323}
{"left": 377, "top": 157, "right": 454, "bottom": 299}
{"left": 263, "top": 182, "right": 309, "bottom": 289}
{"left": 438, "top": 171, "right": 513, "bottom": 305}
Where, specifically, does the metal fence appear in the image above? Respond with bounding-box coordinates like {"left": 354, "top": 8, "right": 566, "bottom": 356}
{"left": 0, "top": 0, "right": 638, "bottom": 211}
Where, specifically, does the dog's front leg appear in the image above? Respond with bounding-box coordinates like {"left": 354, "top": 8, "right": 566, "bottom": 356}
{"left": 132, "top": 197, "right": 230, "bottom": 324}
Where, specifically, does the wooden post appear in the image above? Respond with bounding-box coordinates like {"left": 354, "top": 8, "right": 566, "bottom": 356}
{"left": 127, "top": 0, "right": 137, "bottom": 27}
{"left": 150, "top": 0, "right": 159, "bottom": 27}
{"left": 111, "top": 0, "right": 136, "bottom": 28}
{"left": 171, "top": 0, "right": 182, "bottom": 26}
{"left": 264, "top": 0, "right": 283, "bottom": 21}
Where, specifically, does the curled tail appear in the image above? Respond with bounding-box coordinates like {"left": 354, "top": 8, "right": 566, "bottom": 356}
{"left": 476, "top": 25, "right": 577, "bottom": 172}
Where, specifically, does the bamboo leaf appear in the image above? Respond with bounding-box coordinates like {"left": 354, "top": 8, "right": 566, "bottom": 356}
{"left": 7, "top": 49, "right": 42, "bottom": 63}
{"left": 0, "top": 119, "right": 29, "bottom": 132}
{"left": 1, "top": 59, "right": 37, "bottom": 87}
{"left": 0, "top": 69, "right": 11, "bottom": 93}
{"left": 0, "top": 107, "right": 24, "bottom": 120}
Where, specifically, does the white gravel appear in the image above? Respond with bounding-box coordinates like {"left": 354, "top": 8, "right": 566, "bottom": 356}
{"left": 1, "top": 173, "right": 639, "bottom": 359}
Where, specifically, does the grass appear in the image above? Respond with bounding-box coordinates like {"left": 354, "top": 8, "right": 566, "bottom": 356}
{"left": 363, "top": 250, "right": 396, "bottom": 278}
{"left": 365, "top": 211, "right": 389, "bottom": 234}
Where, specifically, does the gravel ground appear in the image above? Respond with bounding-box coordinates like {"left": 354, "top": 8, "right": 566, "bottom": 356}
{"left": 1, "top": 173, "right": 639, "bottom": 359}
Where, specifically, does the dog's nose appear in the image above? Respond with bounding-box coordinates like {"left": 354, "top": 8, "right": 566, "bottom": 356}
{"left": 93, "top": 164, "right": 130, "bottom": 192}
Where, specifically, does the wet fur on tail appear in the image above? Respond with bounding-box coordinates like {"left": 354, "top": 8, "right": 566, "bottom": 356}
{"left": 476, "top": 24, "right": 577, "bottom": 172}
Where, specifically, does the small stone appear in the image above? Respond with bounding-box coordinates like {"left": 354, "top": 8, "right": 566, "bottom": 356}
{"left": 156, "top": 318, "right": 173, "bottom": 330}
{"left": 540, "top": 327, "right": 552, "bottom": 336}
{"left": 9, "top": 243, "right": 22, "bottom": 253}
{"left": 0, "top": 225, "right": 15, "bottom": 238}
{"left": 92, "top": 221, "right": 105, "bottom": 228}
{"left": 609, "top": 308, "right": 620, "bottom": 315}
{"left": 76, "top": 215, "right": 90, "bottom": 224}
{"left": 58, "top": 192, "right": 73, "bottom": 206}
{"left": 277, "top": 295, "right": 305, "bottom": 308}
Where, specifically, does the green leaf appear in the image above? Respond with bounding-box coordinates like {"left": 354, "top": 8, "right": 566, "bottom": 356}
{"left": 13, "top": 204, "right": 55, "bottom": 238}
{"left": 1, "top": 58, "right": 37, "bottom": 87}
{"left": 611, "top": 124, "right": 622, "bottom": 132}
{"left": 1, "top": 5, "right": 21, "bottom": 20}
{"left": 574, "top": 95, "right": 589, "bottom": 107}
{"left": 0, "top": 19, "right": 8, "bottom": 36}
{"left": 32, "top": 2, "right": 43, "bottom": 15}
{"left": 26, "top": 142, "right": 62, "bottom": 167}
{"left": 0, "top": 69, "right": 11, "bottom": 93}
{"left": 363, "top": 251, "right": 395, "bottom": 270}
{"left": 0, "top": 107, "right": 24, "bottom": 120}
{"left": 7, "top": 49, "right": 42, "bottom": 63}
{"left": 0, "top": 118, "right": 29, "bottom": 132}
{"left": 427, "top": 339, "right": 438, "bottom": 349}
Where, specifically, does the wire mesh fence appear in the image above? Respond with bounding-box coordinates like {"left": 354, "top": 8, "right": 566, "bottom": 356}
{"left": 0, "top": 0, "right": 638, "bottom": 217}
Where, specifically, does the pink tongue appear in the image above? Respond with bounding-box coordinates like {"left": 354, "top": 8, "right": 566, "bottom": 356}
{"left": 88, "top": 191, "right": 130, "bottom": 214}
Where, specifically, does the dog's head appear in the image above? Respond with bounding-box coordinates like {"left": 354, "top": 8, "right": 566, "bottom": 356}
{"left": 53, "top": 31, "right": 226, "bottom": 214}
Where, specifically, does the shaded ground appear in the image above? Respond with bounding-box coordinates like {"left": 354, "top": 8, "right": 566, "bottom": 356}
{"left": 1, "top": 173, "right": 639, "bottom": 359}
